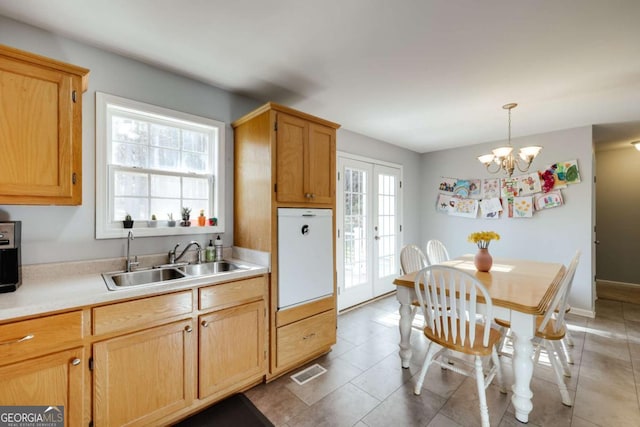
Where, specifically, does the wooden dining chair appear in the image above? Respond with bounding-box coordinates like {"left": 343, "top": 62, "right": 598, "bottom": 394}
{"left": 496, "top": 250, "right": 581, "bottom": 407}
{"left": 425, "top": 239, "right": 450, "bottom": 265}
{"left": 413, "top": 265, "right": 505, "bottom": 427}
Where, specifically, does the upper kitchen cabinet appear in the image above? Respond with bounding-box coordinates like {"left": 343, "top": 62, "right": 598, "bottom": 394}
{"left": 0, "top": 44, "right": 89, "bottom": 205}
{"left": 275, "top": 112, "right": 336, "bottom": 205}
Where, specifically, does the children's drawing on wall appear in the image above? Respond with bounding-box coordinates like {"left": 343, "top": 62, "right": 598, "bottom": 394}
{"left": 480, "top": 198, "right": 502, "bottom": 219}
{"left": 534, "top": 190, "right": 564, "bottom": 210}
{"left": 453, "top": 179, "right": 471, "bottom": 198}
{"left": 556, "top": 160, "right": 581, "bottom": 184}
{"left": 516, "top": 172, "right": 541, "bottom": 195}
{"left": 482, "top": 178, "right": 501, "bottom": 199}
{"left": 513, "top": 196, "right": 534, "bottom": 218}
{"left": 438, "top": 177, "right": 457, "bottom": 194}
{"left": 434, "top": 159, "right": 579, "bottom": 219}
{"left": 450, "top": 198, "right": 478, "bottom": 218}
{"left": 436, "top": 194, "right": 457, "bottom": 213}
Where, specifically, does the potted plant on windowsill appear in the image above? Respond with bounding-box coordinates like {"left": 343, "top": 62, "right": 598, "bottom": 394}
{"left": 167, "top": 213, "right": 176, "bottom": 227}
{"left": 181, "top": 207, "right": 192, "bottom": 227}
{"left": 147, "top": 214, "right": 158, "bottom": 227}
{"left": 123, "top": 214, "right": 134, "bottom": 229}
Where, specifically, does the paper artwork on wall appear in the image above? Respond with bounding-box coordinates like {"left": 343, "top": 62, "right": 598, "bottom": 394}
{"left": 434, "top": 159, "right": 578, "bottom": 219}
{"left": 436, "top": 194, "right": 457, "bottom": 213}
{"left": 482, "top": 178, "right": 501, "bottom": 198}
{"left": 480, "top": 197, "right": 502, "bottom": 219}
{"left": 516, "top": 172, "right": 542, "bottom": 196}
{"left": 438, "top": 177, "right": 457, "bottom": 194}
{"left": 513, "top": 196, "right": 534, "bottom": 218}
{"left": 556, "top": 160, "right": 581, "bottom": 184}
{"left": 534, "top": 190, "right": 564, "bottom": 210}
{"left": 450, "top": 198, "right": 478, "bottom": 218}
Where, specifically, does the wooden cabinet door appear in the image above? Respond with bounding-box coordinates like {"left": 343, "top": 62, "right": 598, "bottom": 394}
{"left": 0, "top": 50, "right": 85, "bottom": 205}
{"left": 307, "top": 123, "right": 336, "bottom": 204}
{"left": 199, "top": 300, "right": 266, "bottom": 399}
{"left": 93, "top": 320, "right": 195, "bottom": 427}
{"left": 276, "top": 113, "right": 308, "bottom": 203}
{"left": 0, "top": 347, "right": 86, "bottom": 427}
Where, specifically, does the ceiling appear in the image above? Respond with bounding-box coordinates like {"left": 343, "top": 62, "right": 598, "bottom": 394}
{"left": 2, "top": 0, "right": 640, "bottom": 153}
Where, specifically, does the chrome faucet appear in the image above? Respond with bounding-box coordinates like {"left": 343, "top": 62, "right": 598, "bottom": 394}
{"left": 169, "top": 241, "right": 202, "bottom": 264}
{"left": 126, "top": 231, "right": 139, "bottom": 272}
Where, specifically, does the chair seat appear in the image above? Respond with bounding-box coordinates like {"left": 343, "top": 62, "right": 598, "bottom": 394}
{"left": 424, "top": 319, "right": 503, "bottom": 356}
{"left": 494, "top": 316, "right": 566, "bottom": 341}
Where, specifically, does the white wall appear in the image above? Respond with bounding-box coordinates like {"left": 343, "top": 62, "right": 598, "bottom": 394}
{"left": 419, "top": 126, "right": 595, "bottom": 314}
{"left": 0, "top": 16, "right": 261, "bottom": 264}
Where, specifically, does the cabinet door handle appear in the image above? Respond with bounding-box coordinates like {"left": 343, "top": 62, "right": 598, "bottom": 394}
{"left": 71, "top": 358, "right": 81, "bottom": 366}
{"left": 304, "top": 193, "right": 312, "bottom": 199}
{"left": 184, "top": 325, "right": 193, "bottom": 333}
{"left": 0, "top": 334, "right": 34, "bottom": 346}
{"left": 201, "top": 320, "right": 209, "bottom": 328}
{"left": 302, "top": 332, "right": 316, "bottom": 340}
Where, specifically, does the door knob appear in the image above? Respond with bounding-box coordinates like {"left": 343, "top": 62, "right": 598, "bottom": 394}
{"left": 594, "top": 240, "right": 600, "bottom": 244}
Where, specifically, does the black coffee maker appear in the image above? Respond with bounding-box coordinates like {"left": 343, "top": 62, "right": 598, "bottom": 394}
{"left": 0, "top": 221, "right": 21, "bottom": 293}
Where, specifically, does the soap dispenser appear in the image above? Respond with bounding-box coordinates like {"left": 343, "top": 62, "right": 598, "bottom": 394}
{"left": 214, "top": 235, "right": 223, "bottom": 261}
{"left": 205, "top": 239, "right": 215, "bottom": 262}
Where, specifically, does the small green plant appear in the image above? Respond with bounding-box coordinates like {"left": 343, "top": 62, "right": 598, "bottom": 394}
{"left": 125, "top": 214, "right": 132, "bottom": 221}
{"left": 181, "top": 207, "right": 192, "bottom": 219}
{"left": 151, "top": 214, "right": 157, "bottom": 221}
{"left": 167, "top": 213, "right": 174, "bottom": 220}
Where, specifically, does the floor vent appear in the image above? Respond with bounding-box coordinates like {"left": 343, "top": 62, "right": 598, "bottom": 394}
{"left": 290, "top": 363, "right": 327, "bottom": 385}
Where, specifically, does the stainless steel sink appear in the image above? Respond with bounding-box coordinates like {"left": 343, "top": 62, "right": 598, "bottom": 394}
{"left": 179, "top": 261, "right": 245, "bottom": 276}
{"left": 102, "top": 262, "right": 249, "bottom": 291}
{"left": 103, "top": 267, "right": 187, "bottom": 291}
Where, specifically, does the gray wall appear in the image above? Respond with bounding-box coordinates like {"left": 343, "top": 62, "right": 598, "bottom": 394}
{"left": 595, "top": 145, "right": 640, "bottom": 285}
{"left": 419, "top": 126, "right": 595, "bottom": 314}
{"left": 0, "top": 16, "right": 261, "bottom": 264}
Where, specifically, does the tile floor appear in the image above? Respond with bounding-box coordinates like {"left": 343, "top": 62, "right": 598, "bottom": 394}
{"left": 246, "top": 295, "right": 640, "bottom": 426}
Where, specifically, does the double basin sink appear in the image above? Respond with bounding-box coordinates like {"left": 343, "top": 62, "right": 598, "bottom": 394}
{"left": 103, "top": 261, "right": 246, "bottom": 291}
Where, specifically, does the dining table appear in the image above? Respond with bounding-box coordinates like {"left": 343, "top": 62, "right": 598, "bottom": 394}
{"left": 393, "top": 254, "right": 566, "bottom": 423}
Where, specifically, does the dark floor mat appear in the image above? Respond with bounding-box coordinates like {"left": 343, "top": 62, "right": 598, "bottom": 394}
{"left": 173, "top": 394, "right": 273, "bottom": 427}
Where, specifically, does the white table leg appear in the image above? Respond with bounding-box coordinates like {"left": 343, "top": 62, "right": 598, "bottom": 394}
{"left": 396, "top": 286, "right": 413, "bottom": 368}
{"left": 509, "top": 311, "right": 536, "bottom": 423}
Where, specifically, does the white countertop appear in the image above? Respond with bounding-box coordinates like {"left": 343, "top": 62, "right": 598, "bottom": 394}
{"left": 0, "top": 249, "right": 269, "bottom": 322}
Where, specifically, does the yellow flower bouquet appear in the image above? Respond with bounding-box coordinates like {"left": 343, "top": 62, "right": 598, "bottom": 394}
{"left": 468, "top": 231, "right": 500, "bottom": 249}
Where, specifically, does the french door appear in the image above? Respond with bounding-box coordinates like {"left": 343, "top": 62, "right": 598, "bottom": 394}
{"left": 336, "top": 155, "right": 402, "bottom": 311}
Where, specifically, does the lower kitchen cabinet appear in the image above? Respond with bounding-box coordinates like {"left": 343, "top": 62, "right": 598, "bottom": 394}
{"left": 276, "top": 308, "right": 336, "bottom": 369}
{"left": 93, "top": 319, "right": 196, "bottom": 427}
{"left": 0, "top": 347, "right": 86, "bottom": 427}
{"left": 199, "top": 299, "right": 266, "bottom": 399}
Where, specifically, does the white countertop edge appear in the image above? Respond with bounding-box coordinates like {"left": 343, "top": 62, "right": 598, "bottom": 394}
{"left": 0, "top": 257, "right": 268, "bottom": 323}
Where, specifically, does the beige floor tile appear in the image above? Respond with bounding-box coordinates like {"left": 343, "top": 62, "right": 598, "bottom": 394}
{"left": 569, "top": 415, "right": 601, "bottom": 427}
{"left": 438, "top": 378, "right": 510, "bottom": 427}
{"left": 350, "top": 352, "right": 416, "bottom": 400}
{"left": 285, "top": 356, "right": 363, "bottom": 406}
{"left": 504, "top": 376, "right": 573, "bottom": 426}
{"left": 593, "top": 299, "right": 624, "bottom": 321}
{"left": 573, "top": 374, "right": 640, "bottom": 427}
{"left": 579, "top": 348, "right": 636, "bottom": 391}
{"left": 286, "top": 382, "right": 380, "bottom": 427}
{"left": 337, "top": 335, "right": 399, "bottom": 371}
{"left": 244, "top": 376, "right": 308, "bottom": 426}
{"left": 426, "top": 413, "right": 463, "bottom": 427}
{"left": 623, "top": 302, "right": 640, "bottom": 322}
{"left": 583, "top": 328, "right": 631, "bottom": 362}
{"left": 362, "top": 382, "right": 447, "bottom": 427}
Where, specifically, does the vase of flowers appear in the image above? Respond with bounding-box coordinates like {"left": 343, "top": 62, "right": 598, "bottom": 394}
{"left": 468, "top": 231, "right": 500, "bottom": 272}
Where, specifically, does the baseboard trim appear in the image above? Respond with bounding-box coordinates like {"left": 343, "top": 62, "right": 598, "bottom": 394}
{"left": 597, "top": 279, "right": 640, "bottom": 288}
{"left": 568, "top": 307, "right": 595, "bottom": 318}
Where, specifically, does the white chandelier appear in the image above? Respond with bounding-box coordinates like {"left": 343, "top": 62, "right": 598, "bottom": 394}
{"left": 477, "top": 103, "right": 542, "bottom": 178}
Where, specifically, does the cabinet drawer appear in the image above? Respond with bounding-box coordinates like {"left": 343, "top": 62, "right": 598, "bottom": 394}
{"left": 93, "top": 291, "right": 193, "bottom": 335}
{"left": 199, "top": 275, "right": 266, "bottom": 311}
{"left": 0, "top": 311, "right": 83, "bottom": 365}
{"left": 276, "top": 309, "right": 336, "bottom": 368}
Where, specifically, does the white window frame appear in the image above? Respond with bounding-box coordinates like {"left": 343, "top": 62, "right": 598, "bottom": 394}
{"left": 95, "top": 92, "right": 225, "bottom": 239}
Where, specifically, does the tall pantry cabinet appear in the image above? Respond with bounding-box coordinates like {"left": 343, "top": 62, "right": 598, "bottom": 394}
{"left": 232, "top": 103, "right": 340, "bottom": 378}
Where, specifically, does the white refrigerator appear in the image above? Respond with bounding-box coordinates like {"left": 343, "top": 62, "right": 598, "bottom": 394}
{"left": 277, "top": 208, "right": 334, "bottom": 310}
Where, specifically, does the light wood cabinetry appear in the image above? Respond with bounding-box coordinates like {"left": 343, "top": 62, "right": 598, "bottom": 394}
{"left": 198, "top": 276, "right": 267, "bottom": 399}
{"left": 233, "top": 103, "right": 340, "bottom": 378}
{"left": 0, "top": 44, "right": 89, "bottom": 205}
{"left": 93, "top": 319, "right": 196, "bottom": 427}
{"left": 0, "top": 311, "right": 86, "bottom": 426}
